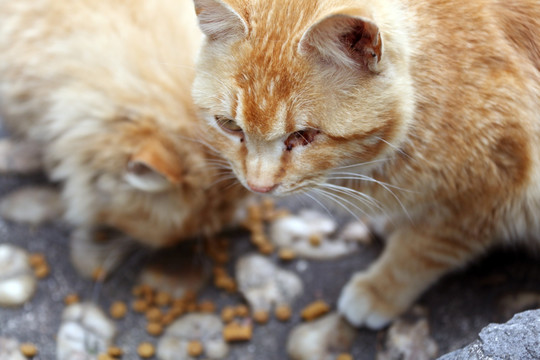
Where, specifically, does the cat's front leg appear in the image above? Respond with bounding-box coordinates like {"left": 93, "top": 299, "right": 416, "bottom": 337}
{"left": 338, "top": 226, "right": 485, "bottom": 329}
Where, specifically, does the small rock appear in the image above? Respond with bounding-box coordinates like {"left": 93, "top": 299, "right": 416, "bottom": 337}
{"left": 157, "top": 313, "right": 229, "bottom": 360}
{"left": 0, "top": 337, "right": 26, "bottom": 360}
{"left": 269, "top": 211, "right": 368, "bottom": 260}
{"left": 287, "top": 313, "right": 356, "bottom": 360}
{"left": 56, "top": 303, "right": 116, "bottom": 360}
{"left": 377, "top": 307, "right": 438, "bottom": 360}
{"left": 236, "top": 254, "right": 303, "bottom": 312}
{"left": 0, "top": 138, "right": 43, "bottom": 174}
{"left": 438, "top": 309, "right": 540, "bottom": 360}
{"left": 0, "top": 244, "right": 37, "bottom": 306}
{"left": 0, "top": 187, "right": 63, "bottom": 226}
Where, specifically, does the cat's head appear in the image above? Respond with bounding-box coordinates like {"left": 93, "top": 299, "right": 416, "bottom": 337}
{"left": 192, "top": 0, "right": 415, "bottom": 195}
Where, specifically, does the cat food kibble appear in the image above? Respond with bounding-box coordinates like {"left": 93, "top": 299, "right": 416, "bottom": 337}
{"left": 309, "top": 234, "right": 322, "bottom": 247}
{"left": 154, "top": 291, "right": 172, "bottom": 307}
{"left": 198, "top": 300, "right": 216, "bottom": 313}
{"left": 97, "top": 354, "right": 114, "bottom": 360}
{"left": 275, "top": 305, "right": 292, "bottom": 321}
{"left": 92, "top": 267, "right": 106, "bottom": 282}
{"left": 221, "top": 306, "right": 236, "bottom": 323}
{"left": 34, "top": 263, "right": 50, "bottom": 279}
{"left": 187, "top": 340, "right": 204, "bottom": 357}
{"left": 110, "top": 301, "right": 127, "bottom": 319}
{"left": 301, "top": 300, "right": 330, "bottom": 321}
{"left": 336, "top": 354, "right": 353, "bottom": 360}
{"left": 235, "top": 304, "right": 249, "bottom": 317}
{"left": 146, "top": 322, "right": 163, "bottom": 336}
{"left": 145, "top": 307, "right": 162, "bottom": 322}
{"left": 258, "top": 242, "right": 275, "bottom": 255}
{"left": 278, "top": 248, "right": 296, "bottom": 261}
{"left": 64, "top": 293, "right": 80, "bottom": 306}
{"left": 28, "top": 253, "right": 46, "bottom": 267}
{"left": 223, "top": 322, "right": 253, "bottom": 342}
{"left": 215, "top": 275, "right": 237, "bottom": 292}
{"left": 137, "top": 342, "right": 155, "bottom": 358}
{"left": 19, "top": 343, "right": 38, "bottom": 358}
{"left": 107, "top": 346, "right": 123, "bottom": 357}
{"left": 132, "top": 299, "right": 149, "bottom": 313}
{"left": 253, "top": 310, "right": 270, "bottom": 324}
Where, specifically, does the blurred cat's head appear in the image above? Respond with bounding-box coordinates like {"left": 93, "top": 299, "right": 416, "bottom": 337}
{"left": 192, "top": 0, "right": 415, "bottom": 195}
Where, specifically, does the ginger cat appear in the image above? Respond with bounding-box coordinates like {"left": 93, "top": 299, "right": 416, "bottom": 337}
{"left": 0, "top": 0, "right": 248, "bottom": 275}
{"left": 191, "top": 0, "right": 540, "bottom": 328}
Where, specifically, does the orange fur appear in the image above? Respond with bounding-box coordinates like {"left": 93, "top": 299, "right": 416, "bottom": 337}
{"left": 0, "top": 0, "right": 249, "bottom": 257}
{"left": 192, "top": 0, "right": 540, "bottom": 328}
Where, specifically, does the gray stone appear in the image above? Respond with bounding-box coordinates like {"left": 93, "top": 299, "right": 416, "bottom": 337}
{"left": 439, "top": 309, "right": 540, "bottom": 360}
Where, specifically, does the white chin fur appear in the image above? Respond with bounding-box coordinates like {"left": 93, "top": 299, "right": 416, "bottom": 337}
{"left": 124, "top": 172, "right": 171, "bottom": 193}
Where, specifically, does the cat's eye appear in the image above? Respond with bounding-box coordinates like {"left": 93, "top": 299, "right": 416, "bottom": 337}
{"left": 215, "top": 115, "right": 243, "bottom": 134}
{"left": 285, "top": 129, "right": 320, "bottom": 151}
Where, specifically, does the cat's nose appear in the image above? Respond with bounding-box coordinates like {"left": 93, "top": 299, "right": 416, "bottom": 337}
{"left": 247, "top": 182, "right": 276, "bottom": 193}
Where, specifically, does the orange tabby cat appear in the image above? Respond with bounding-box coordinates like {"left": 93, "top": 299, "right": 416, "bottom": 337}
{"left": 191, "top": 0, "right": 540, "bottom": 328}
{"left": 0, "top": 0, "right": 248, "bottom": 275}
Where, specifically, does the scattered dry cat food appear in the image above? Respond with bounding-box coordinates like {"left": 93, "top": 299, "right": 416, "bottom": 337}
{"left": 214, "top": 275, "right": 237, "bottom": 293}
{"left": 278, "top": 248, "right": 296, "bottom": 261}
{"left": 253, "top": 310, "right": 270, "bottom": 324}
{"left": 309, "top": 234, "right": 322, "bottom": 247}
{"left": 64, "top": 293, "right": 80, "bottom": 306}
{"left": 154, "top": 291, "right": 172, "bottom": 307}
{"left": 275, "top": 305, "right": 292, "bottom": 322}
{"left": 145, "top": 307, "right": 163, "bottom": 322}
{"left": 198, "top": 300, "right": 216, "bottom": 313}
{"left": 146, "top": 322, "right": 164, "bottom": 336}
{"left": 137, "top": 342, "right": 155, "bottom": 358}
{"left": 110, "top": 301, "right": 128, "bottom": 319}
{"left": 336, "top": 353, "right": 353, "bottom": 360}
{"left": 221, "top": 306, "right": 236, "bottom": 323}
{"left": 187, "top": 340, "right": 204, "bottom": 357}
{"left": 258, "top": 242, "right": 275, "bottom": 255}
{"left": 301, "top": 300, "right": 330, "bottom": 321}
{"left": 97, "top": 354, "right": 114, "bottom": 360}
{"left": 107, "top": 346, "right": 123, "bottom": 357}
{"left": 132, "top": 299, "right": 149, "bottom": 313}
{"left": 186, "top": 302, "right": 198, "bottom": 313}
{"left": 132, "top": 284, "right": 152, "bottom": 297}
{"left": 92, "top": 267, "right": 106, "bottom": 282}
{"left": 235, "top": 304, "right": 249, "bottom": 317}
{"left": 28, "top": 253, "right": 46, "bottom": 267}
{"left": 34, "top": 262, "right": 50, "bottom": 279}
{"left": 19, "top": 343, "right": 38, "bottom": 358}
{"left": 223, "top": 322, "right": 253, "bottom": 342}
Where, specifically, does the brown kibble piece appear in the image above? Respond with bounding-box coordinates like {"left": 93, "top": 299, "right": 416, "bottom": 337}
{"left": 145, "top": 307, "right": 162, "bottom": 322}
{"left": 154, "top": 291, "right": 172, "bottom": 307}
{"left": 132, "top": 284, "right": 153, "bottom": 297}
{"left": 336, "top": 354, "right": 353, "bottom": 360}
{"left": 301, "top": 300, "right": 330, "bottom": 321}
{"left": 186, "top": 302, "right": 198, "bottom": 313}
{"left": 187, "top": 340, "right": 204, "bottom": 357}
{"left": 247, "top": 204, "right": 262, "bottom": 222}
{"left": 253, "top": 310, "right": 269, "bottom": 324}
{"left": 34, "top": 263, "right": 50, "bottom": 279}
{"left": 20, "top": 343, "right": 38, "bottom": 358}
{"left": 132, "top": 299, "right": 149, "bottom": 313}
{"left": 92, "top": 267, "right": 106, "bottom": 282}
{"left": 137, "top": 342, "right": 155, "bottom": 358}
{"left": 97, "top": 354, "right": 114, "bottom": 360}
{"left": 146, "top": 322, "right": 163, "bottom": 336}
{"left": 235, "top": 304, "right": 249, "bottom": 317}
{"left": 64, "top": 293, "right": 80, "bottom": 306}
{"left": 110, "top": 301, "right": 127, "bottom": 319}
{"left": 198, "top": 300, "right": 216, "bottom": 313}
{"left": 278, "top": 248, "right": 296, "bottom": 261}
{"left": 223, "top": 322, "right": 253, "bottom": 342}
{"left": 107, "top": 346, "right": 123, "bottom": 357}
{"left": 309, "top": 234, "right": 322, "bottom": 247}
{"left": 28, "top": 253, "right": 46, "bottom": 267}
{"left": 275, "top": 305, "right": 292, "bottom": 322}
{"left": 215, "top": 276, "right": 236, "bottom": 292}
{"left": 258, "top": 242, "right": 274, "bottom": 255}
{"left": 221, "top": 306, "right": 235, "bottom": 323}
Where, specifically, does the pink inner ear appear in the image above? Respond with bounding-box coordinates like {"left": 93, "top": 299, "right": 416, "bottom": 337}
{"left": 129, "top": 139, "right": 183, "bottom": 184}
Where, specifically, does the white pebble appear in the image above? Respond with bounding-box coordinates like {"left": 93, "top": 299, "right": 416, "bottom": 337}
{"left": 56, "top": 303, "right": 116, "bottom": 360}
{"left": 158, "top": 313, "right": 229, "bottom": 360}
{"left": 340, "top": 221, "right": 371, "bottom": 244}
{"left": 236, "top": 254, "right": 303, "bottom": 312}
{"left": 0, "top": 244, "right": 36, "bottom": 306}
{"left": 287, "top": 313, "right": 356, "bottom": 360}
{"left": 0, "top": 337, "right": 26, "bottom": 360}
{"left": 0, "top": 187, "right": 63, "bottom": 226}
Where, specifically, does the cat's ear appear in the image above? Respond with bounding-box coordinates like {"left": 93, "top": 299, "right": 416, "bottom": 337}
{"left": 125, "top": 139, "right": 183, "bottom": 193}
{"left": 193, "top": 0, "right": 247, "bottom": 41}
{"left": 299, "top": 10, "right": 382, "bottom": 72}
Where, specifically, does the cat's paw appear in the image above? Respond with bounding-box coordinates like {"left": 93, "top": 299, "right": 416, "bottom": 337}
{"left": 337, "top": 273, "right": 395, "bottom": 330}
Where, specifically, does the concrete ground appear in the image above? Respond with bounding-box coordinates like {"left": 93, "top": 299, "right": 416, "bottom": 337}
{"left": 1, "top": 125, "right": 540, "bottom": 359}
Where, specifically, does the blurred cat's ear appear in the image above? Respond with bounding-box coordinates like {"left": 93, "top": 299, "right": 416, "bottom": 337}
{"left": 299, "top": 10, "right": 382, "bottom": 72}
{"left": 125, "top": 139, "right": 183, "bottom": 192}
{"left": 193, "top": 0, "right": 247, "bottom": 41}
